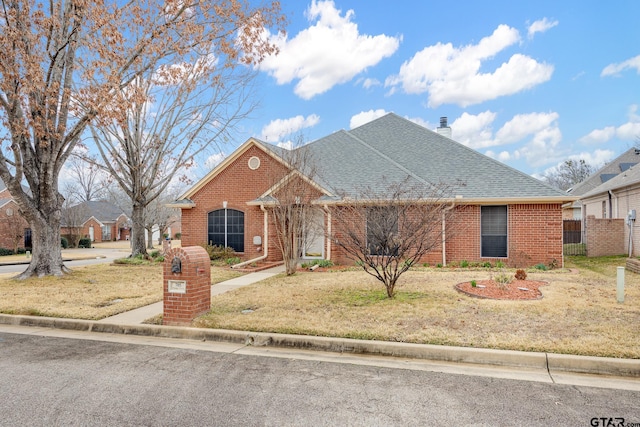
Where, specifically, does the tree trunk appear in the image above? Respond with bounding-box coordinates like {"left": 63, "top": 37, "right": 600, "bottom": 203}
{"left": 130, "top": 203, "right": 147, "bottom": 257}
{"left": 146, "top": 227, "right": 154, "bottom": 249}
{"left": 16, "top": 215, "right": 66, "bottom": 279}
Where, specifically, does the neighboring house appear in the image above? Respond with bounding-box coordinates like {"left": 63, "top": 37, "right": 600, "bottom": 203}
{"left": 565, "top": 147, "right": 640, "bottom": 220}
{"left": 579, "top": 164, "right": 640, "bottom": 257}
{"left": 0, "top": 180, "right": 31, "bottom": 250}
{"left": 61, "top": 200, "right": 131, "bottom": 242}
{"left": 171, "top": 113, "right": 574, "bottom": 268}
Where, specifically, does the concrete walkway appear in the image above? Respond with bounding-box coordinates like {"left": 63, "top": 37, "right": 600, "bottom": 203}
{"left": 98, "top": 265, "right": 285, "bottom": 325}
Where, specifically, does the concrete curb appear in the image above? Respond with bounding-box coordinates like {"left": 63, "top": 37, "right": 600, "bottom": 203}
{"left": 1, "top": 313, "right": 638, "bottom": 378}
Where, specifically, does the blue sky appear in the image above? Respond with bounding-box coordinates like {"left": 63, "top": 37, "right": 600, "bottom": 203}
{"left": 201, "top": 0, "right": 640, "bottom": 180}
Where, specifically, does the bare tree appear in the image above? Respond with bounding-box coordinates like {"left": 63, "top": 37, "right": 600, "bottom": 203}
{"left": 543, "top": 159, "right": 596, "bottom": 191}
{"left": 60, "top": 198, "right": 89, "bottom": 248}
{"left": 330, "top": 178, "right": 458, "bottom": 298}
{"left": 62, "top": 156, "right": 107, "bottom": 203}
{"left": 0, "top": 0, "right": 285, "bottom": 277}
{"left": 267, "top": 143, "right": 322, "bottom": 275}
{"left": 144, "top": 195, "right": 180, "bottom": 249}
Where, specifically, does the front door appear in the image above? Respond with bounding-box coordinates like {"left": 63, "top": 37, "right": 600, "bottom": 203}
{"left": 302, "top": 209, "right": 324, "bottom": 259}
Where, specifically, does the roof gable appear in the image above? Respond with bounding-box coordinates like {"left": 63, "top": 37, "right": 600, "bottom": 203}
{"left": 569, "top": 147, "right": 640, "bottom": 195}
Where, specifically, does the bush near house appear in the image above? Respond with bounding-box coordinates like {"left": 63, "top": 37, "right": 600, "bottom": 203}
{"left": 78, "top": 238, "right": 92, "bottom": 248}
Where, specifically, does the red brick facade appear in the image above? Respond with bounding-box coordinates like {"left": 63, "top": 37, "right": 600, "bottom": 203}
{"left": 0, "top": 199, "right": 30, "bottom": 251}
{"left": 179, "top": 141, "right": 565, "bottom": 268}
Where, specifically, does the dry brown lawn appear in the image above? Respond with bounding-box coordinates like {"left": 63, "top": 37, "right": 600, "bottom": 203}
{"left": 0, "top": 264, "right": 242, "bottom": 320}
{"left": 194, "top": 256, "right": 640, "bottom": 359}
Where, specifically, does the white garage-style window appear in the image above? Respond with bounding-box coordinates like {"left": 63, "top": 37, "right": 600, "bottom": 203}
{"left": 481, "top": 205, "right": 507, "bottom": 258}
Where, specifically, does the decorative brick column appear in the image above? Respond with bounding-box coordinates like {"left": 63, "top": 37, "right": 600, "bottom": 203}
{"left": 163, "top": 246, "right": 211, "bottom": 326}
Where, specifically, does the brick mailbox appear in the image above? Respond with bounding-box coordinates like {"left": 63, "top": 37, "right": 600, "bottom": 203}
{"left": 163, "top": 246, "right": 211, "bottom": 326}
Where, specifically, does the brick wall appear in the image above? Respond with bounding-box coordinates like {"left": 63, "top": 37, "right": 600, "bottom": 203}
{"left": 329, "top": 203, "right": 563, "bottom": 268}
{"left": 0, "top": 200, "right": 29, "bottom": 250}
{"left": 585, "top": 215, "right": 625, "bottom": 257}
{"left": 181, "top": 144, "right": 290, "bottom": 262}
{"left": 163, "top": 246, "right": 211, "bottom": 326}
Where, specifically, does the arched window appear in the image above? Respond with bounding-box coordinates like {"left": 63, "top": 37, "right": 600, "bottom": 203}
{"left": 208, "top": 209, "right": 244, "bottom": 252}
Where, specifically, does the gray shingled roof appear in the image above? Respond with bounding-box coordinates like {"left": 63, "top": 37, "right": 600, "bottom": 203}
{"left": 266, "top": 113, "right": 569, "bottom": 201}
{"left": 569, "top": 147, "right": 640, "bottom": 196}
{"left": 581, "top": 164, "right": 640, "bottom": 199}
{"left": 63, "top": 200, "right": 128, "bottom": 225}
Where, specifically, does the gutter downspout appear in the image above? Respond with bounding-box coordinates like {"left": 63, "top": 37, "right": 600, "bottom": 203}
{"left": 323, "top": 205, "right": 332, "bottom": 261}
{"left": 442, "top": 201, "right": 456, "bottom": 266}
{"left": 608, "top": 190, "right": 615, "bottom": 218}
{"left": 232, "top": 204, "right": 269, "bottom": 269}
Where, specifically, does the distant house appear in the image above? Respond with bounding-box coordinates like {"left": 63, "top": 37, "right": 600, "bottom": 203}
{"left": 579, "top": 163, "right": 640, "bottom": 257}
{"left": 171, "top": 113, "right": 575, "bottom": 267}
{"left": 0, "top": 180, "right": 31, "bottom": 251}
{"left": 61, "top": 200, "right": 130, "bottom": 242}
{"left": 565, "top": 147, "right": 640, "bottom": 220}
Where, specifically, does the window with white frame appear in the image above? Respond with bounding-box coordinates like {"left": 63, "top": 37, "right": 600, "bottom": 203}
{"left": 481, "top": 205, "right": 507, "bottom": 258}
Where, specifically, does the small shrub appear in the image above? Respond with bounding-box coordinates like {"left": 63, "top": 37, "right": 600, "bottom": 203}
{"left": 60, "top": 237, "right": 69, "bottom": 249}
{"left": 316, "top": 259, "right": 334, "bottom": 268}
{"left": 534, "top": 263, "right": 548, "bottom": 271}
{"left": 422, "top": 262, "right": 429, "bottom": 267}
{"left": 0, "top": 248, "right": 14, "bottom": 256}
{"left": 149, "top": 250, "right": 161, "bottom": 259}
{"left": 448, "top": 261, "right": 459, "bottom": 268}
{"left": 435, "top": 263, "right": 443, "bottom": 268}
{"left": 201, "top": 244, "right": 236, "bottom": 261}
{"left": 514, "top": 269, "right": 527, "bottom": 280}
{"left": 495, "top": 261, "right": 505, "bottom": 268}
{"left": 78, "top": 238, "right": 91, "bottom": 248}
{"left": 492, "top": 271, "right": 512, "bottom": 290}
{"left": 482, "top": 261, "right": 492, "bottom": 268}
{"left": 174, "top": 232, "right": 182, "bottom": 240}
{"left": 225, "top": 256, "right": 241, "bottom": 266}
{"left": 470, "top": 280, "right": 477, "bottom": 288}
{"left": 460, "top": 260, "right": 469, "bottom": 268}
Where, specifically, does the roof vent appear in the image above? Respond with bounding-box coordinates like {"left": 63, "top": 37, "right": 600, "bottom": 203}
{"left": 436, "top": 116, "right": 452, "bottom": 139}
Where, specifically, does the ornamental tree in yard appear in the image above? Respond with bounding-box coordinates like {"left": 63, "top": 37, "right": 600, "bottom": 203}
{"left": 0, "top": 0, "right": 285, "bottom": 277}
{"left": 330, "top": 178, "right": 459, "bottom": 298}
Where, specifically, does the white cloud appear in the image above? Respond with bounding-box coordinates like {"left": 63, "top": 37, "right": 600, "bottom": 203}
{"left": 579, "top": 127, "right": 617, "bottom": 144}
{"left": 350, "top": 109, "right": 388, "bottom": 129}
{"left": 385, "top": 24, "right": 553, "bottom": 107}
{"left": 450, "top": 111, "right": 497, "bottom": 148}
{"left": 513, "top": 126, "right": 563, "bottom": 167}
{"left": 527, "top": 18, "right": 558, "bottom": 39}
{"left": 362, "top": 78, "right": 381, "bottom": 89}
{"left": 579, "top": 105, "right": 640, "bottom": 143}
{"left": 495, "top": 112, "right": 559, "bottom": 144}
{"left": 260, "top": 114, "right": 320, "bottom": 142}
{"left": 258, "top": 0, "right": 401, "bottom": 99}
{"left": 204, "top": 152, "right": 226, "bottom": 169}
{"left": 601, "top": 54, "right": 640, "bottom": 77}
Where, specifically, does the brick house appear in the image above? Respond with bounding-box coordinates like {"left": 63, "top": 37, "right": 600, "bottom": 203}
{"left": 61, "top": 200, "right": 130, "bottom": 243}
{"left": 579, "top": 163, "right": 640, "bottom": 257}
{"left": 171, "top": 113, "right": 575, "bottom": 267}
{"left": 0, "top": 180, "right": 31, "bottom": 251}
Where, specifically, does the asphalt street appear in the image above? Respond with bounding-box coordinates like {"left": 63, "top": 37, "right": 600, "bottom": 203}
{"left": 1, "top": 329, "right": 638, "bottom": 426}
